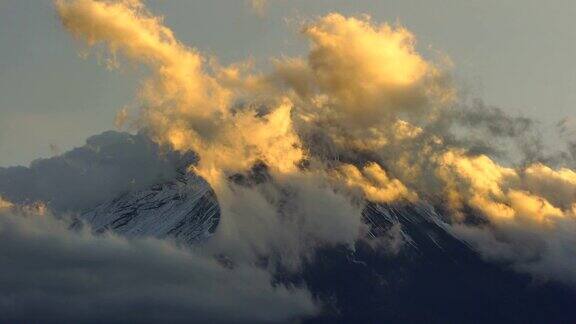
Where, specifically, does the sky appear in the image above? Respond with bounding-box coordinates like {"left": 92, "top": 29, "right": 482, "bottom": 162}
{"left": 0, "top": 0, "right": 575, "bottom": 167}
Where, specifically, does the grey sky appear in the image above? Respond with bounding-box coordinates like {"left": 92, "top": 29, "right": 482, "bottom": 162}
{"left": 1, "top": 0, "right": 575, "bottom": 167}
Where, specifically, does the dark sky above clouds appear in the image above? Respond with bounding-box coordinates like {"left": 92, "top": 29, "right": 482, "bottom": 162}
{"left": 0, "top": 0, "right": 575, "bottom": 166}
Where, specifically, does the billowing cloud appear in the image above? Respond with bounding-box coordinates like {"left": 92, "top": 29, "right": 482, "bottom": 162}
{"left": 49, "top": 0, "right": 576, "bottom": 286}
{"left": 56, "top": 0, "right": 304, "bottom": 175}
{"left": 446, "top": 99, "right": 544, "bottom": 164}
{"left": 275, "top": 13, "right": 453, "bottom": 126}
{"left": 523, "top": 163, "right": 576, "bottom": 208}
{"left": 557, "top": 117, "right": 576, "bottom": 166}
{"left": 0, "top": 204, "right": 317, "bottom": 323}
{"left": 334, "top": 162, "right": 417, "bottom": 203}
{"left": 436, "top": 149, "right": 576, "bottom": 283}
{"left": 55, "top": 0, "right": 364, "bottom": 271}
{"left": 204, "top": 169, "right": 365, "bottom": 270}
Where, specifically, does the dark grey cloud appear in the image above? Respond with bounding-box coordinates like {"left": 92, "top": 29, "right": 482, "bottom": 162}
{"left": 557, "top": 117, "right": 576, "bottom": 166}
{"left": 434, "top": 99, "right": 544, "bottom": 165}
{"left": 0, "top": 131, "right": 194, "bottom": 212}
{"left": 456, "top": 99, "right": 535, "bottom": 138}
{"left": 0, "top": 210, "right": 317, "bottom": 323}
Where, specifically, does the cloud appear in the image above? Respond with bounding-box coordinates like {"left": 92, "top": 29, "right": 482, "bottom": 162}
{"left": 56, "top": 0, "right": 304, "bottom": 175}
{"left": 435, "top": 149, "right": 518, "bottom": 219}
{"left": 0, "top": 204, "right": 317, "bottom": 323}
{"left": 333, "top": 163, "right": 417, "bottom": 203}
{"left": 51, "top": 0, "right": 576, "bottom": 285}
{"left": 436, "top": 149, "right": 576, "bottom": 284}
{"left": 0, "top": 131, "right": 186, "bottom": 212}
{"left": 55, "top": 0, "right": 223, "bottom": 117}
{"left": 522, "top": 163, "right": 576, "bottom": 208}
{"left": 249, "top": 0, "right": 267, "bottom": 17}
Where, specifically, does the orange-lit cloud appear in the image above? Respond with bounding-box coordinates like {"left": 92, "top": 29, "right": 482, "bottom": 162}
{"left": 335, "top": 163, "right": 417, "bottom": 203}
{"left": 55, "top": 0, "right": 576, "bottom": 283}
{"left": 274, "top": 13, "right": 454, "bottom": 127}
{"left": 0, "top": 196, "right": 13, "bottom": 211}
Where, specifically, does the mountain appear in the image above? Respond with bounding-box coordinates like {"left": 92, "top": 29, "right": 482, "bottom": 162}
{"left": 3, "top": 132, "right": 574, "bottom": 322}
{"left": 299, "top": 203, "right": 576, "bottom": 323}
{"left": 75, "top": 173, "right": 219, "bottom": 245}
{"left": 77, "top": 173, "right": 576, "bottom": 323}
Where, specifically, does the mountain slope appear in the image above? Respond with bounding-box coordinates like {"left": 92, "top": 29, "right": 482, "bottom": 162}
{"left": 77, "top": 174, "right": 219, "bottom": 245}
{"left": 76, "top": 173, "right": 576, "bottom": 323}
{"left": 300, "top": 203, "right": 576, "bottom": 323}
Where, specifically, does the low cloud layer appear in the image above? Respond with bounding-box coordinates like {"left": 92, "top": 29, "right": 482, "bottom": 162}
{"left": 0, "top": 204, "right": 316, "bottom": 323}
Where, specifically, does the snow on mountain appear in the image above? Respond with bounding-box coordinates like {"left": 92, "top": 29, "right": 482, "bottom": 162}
{"left": 77, "top": 173, "right": 220, "bottom": 245}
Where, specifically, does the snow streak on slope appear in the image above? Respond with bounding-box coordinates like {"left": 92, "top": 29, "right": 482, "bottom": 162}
{"left": 79, "top": 174, "right": 220, "bottom": 244}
